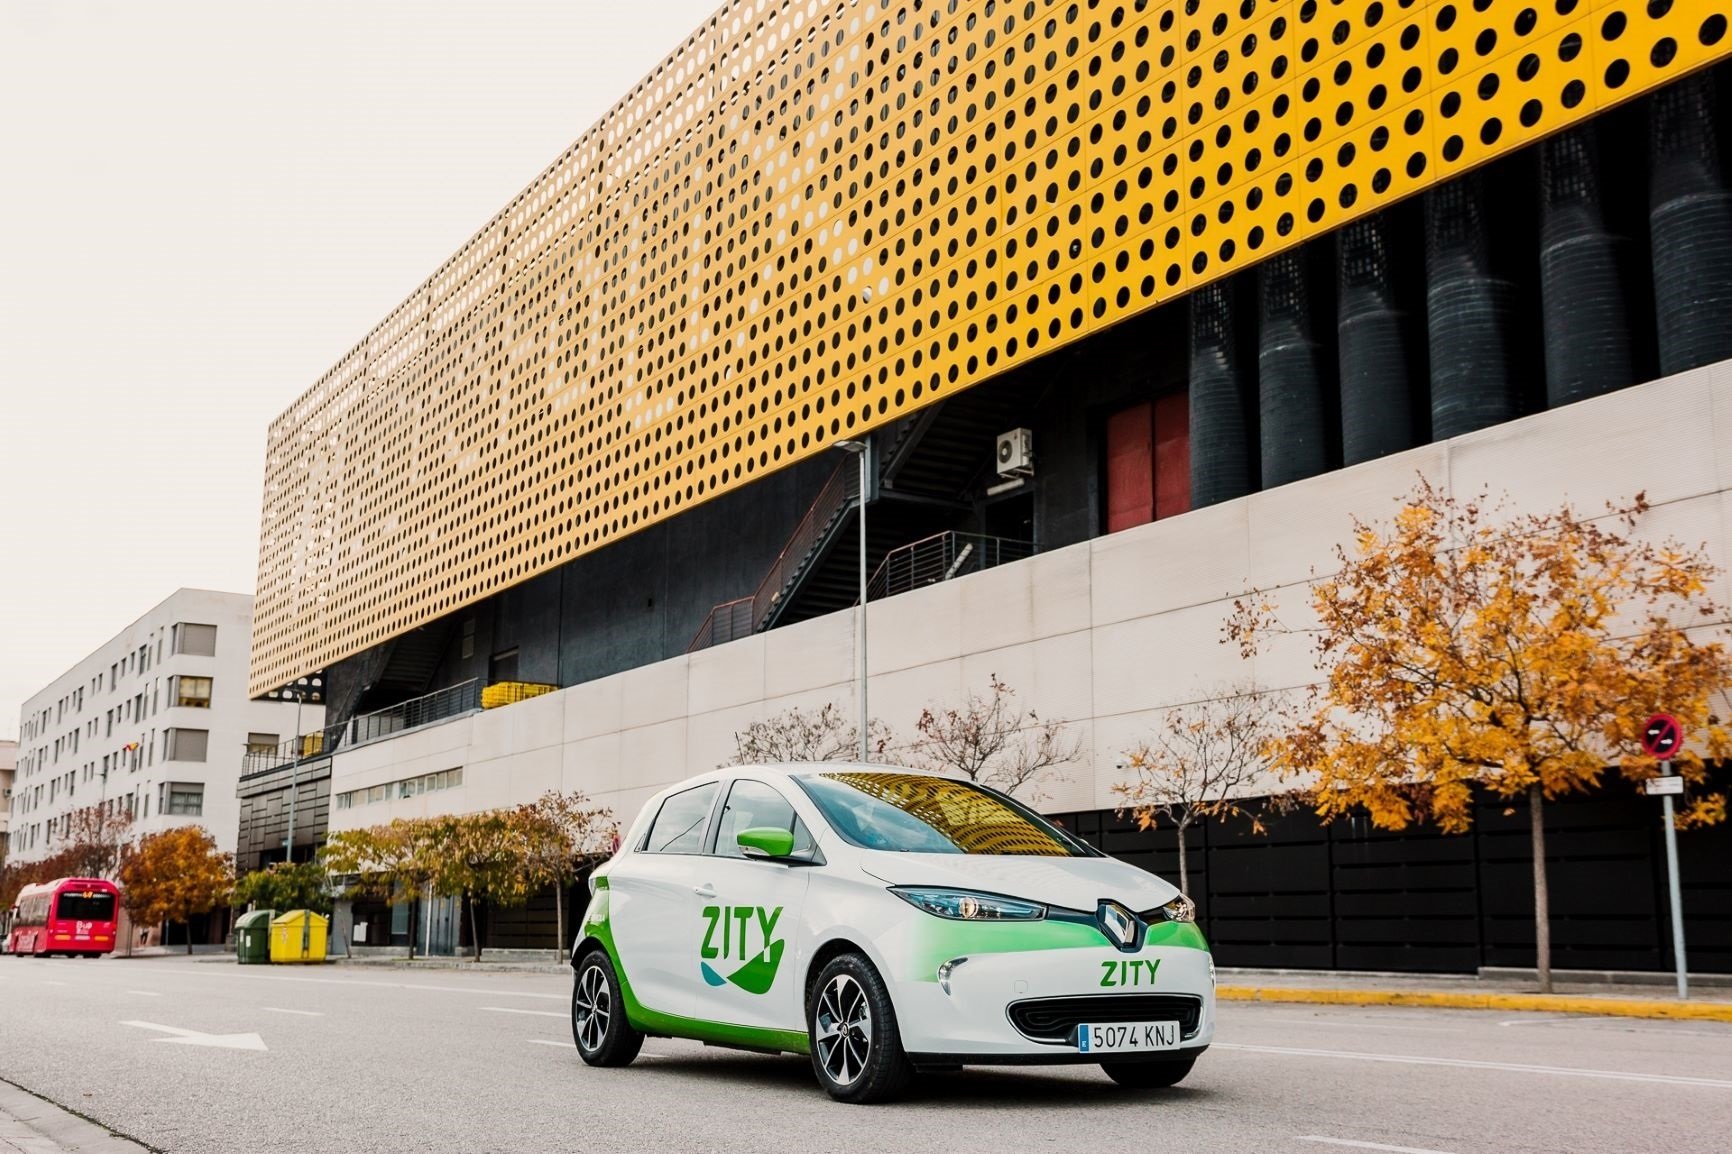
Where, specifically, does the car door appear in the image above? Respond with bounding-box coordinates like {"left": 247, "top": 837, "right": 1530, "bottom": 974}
{"left": 607, "top": 780, "right": 721, "bottom": 1021}
{"left": 689, "top": 777, "right": 815, "bottom": 1034}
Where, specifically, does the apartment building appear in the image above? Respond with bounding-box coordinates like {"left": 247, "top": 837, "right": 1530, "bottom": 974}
{"left": 10, "top": 590, "right": 316, "bottom": 865}
{"left": 0, "top": 740, "right": 16, "bottom": 859}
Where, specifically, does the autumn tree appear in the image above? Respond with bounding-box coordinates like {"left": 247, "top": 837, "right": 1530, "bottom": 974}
{"left": 517, "top": 791, "right": 616, "bottom": 954}
{"left": 908, "top": 675, "right": 1079, "bottom": 800}
{"left": 117, "top": 827, "right": 234, "bottom": 954}
{"left": 1229, "top": 481, "right": 1732, "bottom": 992}
{"left": 231, "top": 860, "right": 332, "bottom": 917}
{"left": 1113, "top": 686, "right": 1283, "bottom": 899}
{"left": 324, "top": 818, "right": 444, "bottom": 958}
{"left": 1, "top": 849, "right": 82, "bottom": 912}
{"left": 60, "top": 806, "right": 134, "bottom": 879}
{"left": 727, "top": 702, "right": 893, "bottom": 765}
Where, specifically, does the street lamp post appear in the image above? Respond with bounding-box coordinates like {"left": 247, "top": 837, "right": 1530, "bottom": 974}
{"left": 272, "top": 675, "right": 324, "bottom": 866}
{"left": 833, "top": 439, "right": 871, "bottom": 762}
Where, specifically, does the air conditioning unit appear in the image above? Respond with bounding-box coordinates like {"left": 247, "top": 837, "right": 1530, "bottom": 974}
{"left": 996, "top": 428, "right": 1034, "bottom": 476}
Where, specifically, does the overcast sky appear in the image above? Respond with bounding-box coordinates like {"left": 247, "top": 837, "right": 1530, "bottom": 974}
{"left": 0, "top": 0, "right": 723, "bottom": 736}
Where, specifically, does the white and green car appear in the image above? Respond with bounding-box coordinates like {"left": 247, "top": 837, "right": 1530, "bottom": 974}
{"left": 569, "top": 764, "right": 1214, "bottom": 1103}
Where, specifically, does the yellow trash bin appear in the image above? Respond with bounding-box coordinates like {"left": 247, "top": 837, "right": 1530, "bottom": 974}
{"left": 268, "top": 910, "right": 329, "bottom": 964}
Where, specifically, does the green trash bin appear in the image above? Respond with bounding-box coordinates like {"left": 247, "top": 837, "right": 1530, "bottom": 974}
{"left": 235, "top": 909, "right": 275, "bottom": 965}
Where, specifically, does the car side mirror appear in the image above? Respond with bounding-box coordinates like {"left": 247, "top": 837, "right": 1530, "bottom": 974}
{"left": 736, "top": 826, "right": 797, "bottom": 860}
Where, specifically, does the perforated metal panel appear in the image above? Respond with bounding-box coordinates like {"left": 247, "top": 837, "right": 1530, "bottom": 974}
{"left": 250, "top": 0, "right": 1732, "bottom": 697}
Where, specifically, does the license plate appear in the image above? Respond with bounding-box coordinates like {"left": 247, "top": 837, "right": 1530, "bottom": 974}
{"left": 1077, "top": 1021, "right": 1180, "bottom": 1054}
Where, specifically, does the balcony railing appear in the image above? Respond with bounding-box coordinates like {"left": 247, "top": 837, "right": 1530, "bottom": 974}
{"left": 866, "top": 531, "right": 1036, "bottom": 601}
{"left": 241, "top": 679, "right": 482, "bottom": 777}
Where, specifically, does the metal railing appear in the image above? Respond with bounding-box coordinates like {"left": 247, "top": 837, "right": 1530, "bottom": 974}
{"left": 240, "top": 679, "right": 482, "bottom": 777}
{"left": 866, "top": 531, "right": 1036, "bottom": 601}
{"left": 689, "top": 458, "right": 859, "bottom": 651}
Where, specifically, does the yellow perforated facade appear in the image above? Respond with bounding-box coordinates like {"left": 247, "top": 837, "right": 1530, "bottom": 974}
{"left": 250, "top": 0, "right": 1732, "bottom": 697}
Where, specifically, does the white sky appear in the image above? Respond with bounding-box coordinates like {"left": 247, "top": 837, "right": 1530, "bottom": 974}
{"left": 0, "top": 0, "right": 723, "bottom": 736}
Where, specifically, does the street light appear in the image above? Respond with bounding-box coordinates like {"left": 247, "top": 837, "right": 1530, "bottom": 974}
{"left": 833, "top": 438, "right": 870, "bottom": 762}
{"left": 269, "top": 675, "right": 325, "bottom": 864}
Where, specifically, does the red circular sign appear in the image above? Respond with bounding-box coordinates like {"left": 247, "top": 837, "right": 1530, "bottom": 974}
{"left": 1641, "top": 713, "right": 1684, "bottom": 758}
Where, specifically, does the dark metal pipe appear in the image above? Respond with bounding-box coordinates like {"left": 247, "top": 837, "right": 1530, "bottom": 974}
{"left": 1336, "top": 213, "right": 1413, "bottom": 464}
{"left": 1426, "top": 174, "right": 1516, "bottom": 439}
{"left": 1188, "top": 281, "right": 1253, "bottom": 507}
{"left": 1258, "top": 251, "right": 1328, "bottom": 487}
{"left": 1540, "top": 126, "right": 1633, "bottom": 406}
{"left": 1650, "top": 71, "right": 1732, "bottom": 377}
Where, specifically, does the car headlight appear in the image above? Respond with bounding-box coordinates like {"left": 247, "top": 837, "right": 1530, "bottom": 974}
{"left": 890, "top": 887, "right": 1046, "bottom": 921}
{"left": 1160, "top": 893, "right": 1196, "bottom": 923}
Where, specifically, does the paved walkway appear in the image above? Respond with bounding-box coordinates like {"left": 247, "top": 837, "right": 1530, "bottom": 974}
{"left": 0, "top": 1081, "right": 147, "bottom": 1154}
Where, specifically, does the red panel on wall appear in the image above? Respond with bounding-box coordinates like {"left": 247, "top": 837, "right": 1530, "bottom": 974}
{"left": 1105, "top": 402, "right": 1154, "bottom": 533}
{"left": 1154, "top": 392, "right": 1191, "bottom": 520}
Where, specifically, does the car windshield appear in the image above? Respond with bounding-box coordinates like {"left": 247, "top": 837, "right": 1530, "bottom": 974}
{"left": 795, "top": 772, "right": 1096, "bottom": 856}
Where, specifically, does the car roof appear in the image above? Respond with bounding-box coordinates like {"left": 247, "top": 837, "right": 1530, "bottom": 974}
{"left": 726, "top": 761, "right": 948, "bottom": 777}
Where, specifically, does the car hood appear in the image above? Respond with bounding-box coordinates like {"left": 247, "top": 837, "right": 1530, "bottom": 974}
{"left": 856, "top": 852, "right": 1180, "bottom": 913}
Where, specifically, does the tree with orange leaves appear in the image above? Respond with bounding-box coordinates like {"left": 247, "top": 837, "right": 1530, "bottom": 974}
{"left": 1228, "top": 480, "right": 1731, "bottom": 993}
{"left": 117, "top": 826, "right": 234, "bottom": 954}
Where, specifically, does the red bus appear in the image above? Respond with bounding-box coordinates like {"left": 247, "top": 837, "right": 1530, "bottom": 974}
{"left": 5, "top": 878, "right": 121, "bottom": 958}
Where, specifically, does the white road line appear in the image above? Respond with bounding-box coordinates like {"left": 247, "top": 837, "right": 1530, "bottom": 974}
{"left": 1298, "top": 1137, "right": 1457, "bottom": 1154}
{"left": 1239, "top": 1016, "right": 1465, "bottom": 1032}
{"left": 1214, "top": 1042, "right": 1732, "bottom": 1088}
{"left": 125, "top": 990, "right": 162, "bottom": 997}
{"left": 156, "top": 967, "right": 565, "bottom": 1000}
{"left": 482, "top": 1007, "right": 566, "bottom": 1019}
{"left": 1498, "top": 1016, "right": 1619, "bottom": 1027}
{"left": 262, "top": 1008, "right": 324, "bottom": 1017}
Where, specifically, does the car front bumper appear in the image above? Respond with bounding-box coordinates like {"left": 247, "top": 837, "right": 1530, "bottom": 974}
{"left": 885, "top": 930, "right": 1215, "bottom": 1061}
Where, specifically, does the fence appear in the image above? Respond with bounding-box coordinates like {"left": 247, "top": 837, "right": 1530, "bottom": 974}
{"left": 241, "top": 680, "right": 482, "bottom": 777}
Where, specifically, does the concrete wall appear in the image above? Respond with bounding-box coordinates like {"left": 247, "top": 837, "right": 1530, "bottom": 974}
{"left": 328, "top": 360, "right": 1732, "bottom": 833}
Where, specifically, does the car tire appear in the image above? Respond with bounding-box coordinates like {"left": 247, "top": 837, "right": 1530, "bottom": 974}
{"left": 1101, "top": 1056, "right": 1197, "bottom": 1089}
{"left": 807, "top": 953, "right": 913, "bottom": 1104}
{"left": 571, "top": 948, "right": 643, "bottom": 1067}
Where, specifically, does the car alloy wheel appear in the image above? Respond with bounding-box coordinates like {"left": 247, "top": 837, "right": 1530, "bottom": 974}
{"left": 570, "top": 949, "right": 643, "bottom": 1067}
{"left": 815, "top": 973, "right": 872, "bottom": 1087}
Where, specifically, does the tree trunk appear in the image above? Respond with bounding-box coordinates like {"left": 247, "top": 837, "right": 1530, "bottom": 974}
{"left": 1176, "top": 824, "right": 1191, "bottom": 900}
{"left": 184, "top": 919, "right": 192, "bottom": 955}
{"left": 468, "top": 891, "right": 482, "bottom": 961}
{"left": 554, "top": 881, "right": 567, "bottom": 958}
{"left": 1530, "top": 785, "right": 1552, "bottom": 994}
{"left": 407, "top": 891, "right": 418, "bottom": 960}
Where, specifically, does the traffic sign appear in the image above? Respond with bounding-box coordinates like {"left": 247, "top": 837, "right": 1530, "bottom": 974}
{"left": 1641, "top": 713, "right": 1684, "bottom": 758}
{"left": 1644, "top": 775, "right": 1685, "bottom": 797}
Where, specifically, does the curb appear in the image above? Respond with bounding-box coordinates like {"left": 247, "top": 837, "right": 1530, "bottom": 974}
{"left": 1216, "top": 985, "right": 1732, "bottom": 1022}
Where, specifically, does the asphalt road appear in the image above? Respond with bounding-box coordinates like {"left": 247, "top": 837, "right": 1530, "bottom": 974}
{"left": 1, "top": 956, "right": 1728, "bottom": 1154}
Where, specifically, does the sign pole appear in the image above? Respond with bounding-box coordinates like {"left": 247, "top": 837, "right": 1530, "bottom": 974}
{"left": 1658, "top": 758, "right": 1688, "bottom": 1000}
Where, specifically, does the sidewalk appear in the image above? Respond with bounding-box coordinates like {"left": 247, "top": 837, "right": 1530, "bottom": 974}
{"left": 0, "top": 1081, "right": 148, "bottom": 1154}
{"left": 1218, "top": 966, "right": 1732, "bottom": 1021}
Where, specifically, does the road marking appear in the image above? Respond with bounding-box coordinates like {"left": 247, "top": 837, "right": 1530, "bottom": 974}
{"left": 1498, "top": 1015, "right": 1619, "bottom": 1027}
{"left": 42, "top": 980, "right": 68, "bottom": 987}
{"left": 1214, "top": 1042, "right": 1732, "bottom": 1088}
{"left": 482, "top": 1006, "right": 566, "bottom": 1019}
{"left": 126, "top": 990, "right": 162, "bottom": 997}
{"left": 262, "top": 1008, "right": 324, "bottom": 1017}
{"left": 1241, "top": 1016, "right": 1465, "bottom": 1032}
{"left": 1298, "top": 1137, "right": 1457, "bottom": 1154}
{"left": 157, "top": 967, "right": 564, "bottom": 1000}
{"left": 121, "top": 1020, "right": 268, "bottom": 1051}
{"left": 527, "top": 1039, "right": 667, "bottom": 1058}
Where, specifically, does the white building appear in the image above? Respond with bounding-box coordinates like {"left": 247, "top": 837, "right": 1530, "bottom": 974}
{"left": 9, "top": 589, "right": 317, "bottom": 865}
{"left": 0, "top": 739, "right": 16, "bottom": 857}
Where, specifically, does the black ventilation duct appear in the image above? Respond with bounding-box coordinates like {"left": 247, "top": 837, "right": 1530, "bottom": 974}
{"left": 1336, "top": 213, "right": 1413, "bottom": 464}
{"left": 1425, "top": 174, "right": 1517, "bottom": 439}
{"left": 1540, "top": 126, "right": 1634, "bottom": 406}
{"left": 1189, "top": 281, "right": 1253, "bottom": 507}
{"left": 1649, "top": 71, "right": 1732, "bottom": 377}
{"left": 1257, "top": 251, "right": 1328, "bottom": 487}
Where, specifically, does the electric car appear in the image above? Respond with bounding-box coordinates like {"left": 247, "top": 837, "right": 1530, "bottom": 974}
{"left": 569, "top": 764, "right": 1213, "bottom": 1103}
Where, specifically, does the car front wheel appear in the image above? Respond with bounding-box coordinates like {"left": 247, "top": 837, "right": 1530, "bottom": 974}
{"left": 807, "top": 953, "right": 912, "bottom": 1104}
{"left": 571, "top": 948, "right": 643, "bottom": 1067}
{"left": 1101, "top": 1055, "right": 1197, "bottom": 1089}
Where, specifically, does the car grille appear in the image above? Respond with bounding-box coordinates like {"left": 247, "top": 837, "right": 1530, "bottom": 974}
{"left": 1007, "top": 995, "right": 1204, "bottom": 1044}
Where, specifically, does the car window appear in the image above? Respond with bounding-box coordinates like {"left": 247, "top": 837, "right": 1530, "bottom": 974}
{"left": 641, "top": 782, "right": 720, "bottom": 854}
{"left": 710, "top": 779, "right": 816, "bottom": 859}
{"left": 796, "top": 772, "right": 1096, "bottom": 856}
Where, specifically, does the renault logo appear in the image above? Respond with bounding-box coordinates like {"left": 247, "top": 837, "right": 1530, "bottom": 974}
{"left": 1097, "top": 901, "right": 1138, "bottom": 950}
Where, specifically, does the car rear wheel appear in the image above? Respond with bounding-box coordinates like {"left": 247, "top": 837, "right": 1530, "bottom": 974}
{"left": 571, "top": 948, "right": 643, "bottom": 1067}
{"left": 807, "top": 953, "right": 912, "bottom": 1104}
{"left": 1101, "top": 1056, "right": 1197, "bottom": 1089}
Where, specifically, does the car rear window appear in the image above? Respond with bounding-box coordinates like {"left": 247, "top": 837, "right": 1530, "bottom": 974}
{"left": 796, "top": 772, "right": 1095, "bottom": 856}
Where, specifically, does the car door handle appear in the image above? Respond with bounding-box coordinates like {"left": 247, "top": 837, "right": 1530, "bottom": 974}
{"left": 693, "top": 884, "right": 717, "bottom": 898}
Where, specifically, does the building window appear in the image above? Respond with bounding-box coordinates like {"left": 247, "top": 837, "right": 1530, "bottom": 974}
{"left": 170, "top": 623, "right": 218, "bottom": 657}
{"left": 246, "top": 732, "right": 280, "bottom": 755}
{"left": 170, "top": 676, "right": 213, "bottom": 708}
{"left": 166, "top": 783, "right": 204, "bottom": 816}
{"left": 164, "top": 728, "right": 209, "bottom": 763}
{"left": 460, "top": 618, "right": 476, "bottom": 660}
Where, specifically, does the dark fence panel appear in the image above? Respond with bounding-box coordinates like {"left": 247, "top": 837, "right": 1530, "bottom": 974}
{"left": 1053, "top": 769, "right": 1732, "bottom": 975}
